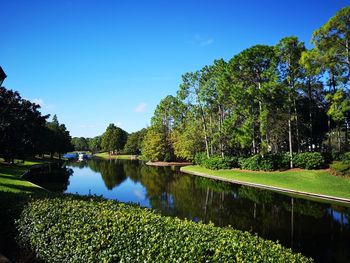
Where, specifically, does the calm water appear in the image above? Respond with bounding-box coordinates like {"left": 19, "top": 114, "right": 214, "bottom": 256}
{"left": 29, "top": 158, "right": 350, "bottom": 262}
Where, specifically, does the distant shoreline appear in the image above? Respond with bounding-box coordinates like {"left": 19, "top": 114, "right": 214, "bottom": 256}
{"left": 146, "top": 161, "right": 192, "bottom": 167}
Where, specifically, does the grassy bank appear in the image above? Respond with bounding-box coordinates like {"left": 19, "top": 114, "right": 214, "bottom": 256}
{"left": 0, "top": 161, "right": 48, "bottom": 261}
{"left": 181, "top": 166, "right": 350, "bottom": 201}
{"left": 0, "top": 161, "right": 46, "bottom": 194}
{"left": 94, "top": 152, "right": 137, "bottom": 160}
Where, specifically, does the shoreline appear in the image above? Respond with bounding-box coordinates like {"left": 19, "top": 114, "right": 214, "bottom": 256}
{"left": 146, "top": 161, "right": 192, "bottom": 167}
{"left": 180, "top": 166, "right": 350, "bottom": 205}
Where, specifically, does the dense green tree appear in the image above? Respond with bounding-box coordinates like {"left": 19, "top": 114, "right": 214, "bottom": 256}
{"left": 71, "top": 137, "right": 90, "bottom": 151}
{"left": 229, "top": 45, "right": 277, "bottom": 154}
{"left": 46, "top": 115, "right": 73, "bottom": 159}
{"left": 142, "top": 127, "right": 167, "bottom": 161}
{"left": 312, "top": 7, "right": 350, "bottom": 90}
{"left": 326, "top": 90, "right": 350, "bottom": 151}
{"left": 101, "top": 124, "right": 128, "bottom": 155}
{"left": 275, "top": 36, "right": 306, "bottom": 167}
{"left": 89, "top": 136, "right": 102, "bottom": 154}
{"left": 0, "top": 87, "right": 48, "bottom": 162}
{"left": 124, "top": 128, "right": 147, "bottom": 155}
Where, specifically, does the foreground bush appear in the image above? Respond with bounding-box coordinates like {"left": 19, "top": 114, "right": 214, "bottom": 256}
{"left": 293, "top": 152, "right": 325, "bottom": 170}
{"left": 17, "top": 196, "right": 312, "bottom": 263}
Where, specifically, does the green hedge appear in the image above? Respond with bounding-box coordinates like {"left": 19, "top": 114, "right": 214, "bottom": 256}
{"left": 16, "top": 196, "right": 312, "bottom": 263}
{"left": 293, "top": 152, "right": 324, "bottom": 170}
{"left": 194, "top": 153, "right": 238, "bottom": 170}
{"left": 238, "top": 154, "right": 289, "bottom": 171}
{"left": 329, "top": 161, "right": 350, "bottom": 176}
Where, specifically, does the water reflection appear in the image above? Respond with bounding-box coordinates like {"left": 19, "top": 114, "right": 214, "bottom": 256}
{"left": 32, "top": 159, "right": 350, "bottom": 263}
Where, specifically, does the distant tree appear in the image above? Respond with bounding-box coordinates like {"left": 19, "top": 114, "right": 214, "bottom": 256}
{"left": 89, "top": 136, "right": 102, "bottom": 154}
{"left": 101, "top": 124, "right": 128, "bottom": 155}
{"left": 47, "top": 115, "right": 73, "bottom": 159}
{"left": 124, "top": 128, "right": 147, "bottom": 155}
{"left": 71, "top": 137, "right": 90, "bottom": 151}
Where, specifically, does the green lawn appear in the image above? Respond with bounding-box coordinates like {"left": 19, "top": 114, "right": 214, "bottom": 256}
{"left": 181, "top": 166, "right": 350, "bottom": 200}
{"left": 94, "top": 152, "right": 137, "bottom": 160}
{"left": 0, "top": 162, "right": 45, "bottom": 194}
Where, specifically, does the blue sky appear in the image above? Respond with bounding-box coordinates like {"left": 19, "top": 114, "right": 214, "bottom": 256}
{"left": 1, "top": 0, "right": 349, "bottom": 137}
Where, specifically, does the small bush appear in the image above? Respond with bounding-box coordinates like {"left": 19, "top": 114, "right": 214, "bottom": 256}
{"left": 194, "top": 153, "right": 238, "bottom": 170}
{"left": 194, "top": 152, "right": 208, "bottom": 166}
{"left": 238, "top": 153, "right": 289, "bottom": 171}
{"left": 329, "top": 161, "right": 350, "bottom": 176}
{"left": 293, "top": 152, "right": 324, "bottom": 170}
{"left": 204, "top": 155, "right": 238, "bottom": 170}
{"left": 340, "top": 152, "right": 350, "bottom": 163}
{"left": 16, "top": 195, "right": 312, "bottom": 263}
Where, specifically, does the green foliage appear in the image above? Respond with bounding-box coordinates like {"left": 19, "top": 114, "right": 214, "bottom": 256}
{"left": 293, "top": 152, "right": 325, "bottom": 170}
{"left": 194, "top": 153, "right": 238, "bottom": 170}
{"left": 238, "top": 154, "right": 289, "bottom": 171}
{"left": 329, "top": 161, "right": 350, "bottom": 176}
{"left": 101, "top": 124, "right": 128, "bottom": 154}
{"left": 194, "top": 152, "right": 209, "bottom": 166}
{"left": 0, "top": 87, "right": 56, "bottom": 161}
{"left": 124, "top": 128, "right": 147, "bottom": 155}
{"left": 46, "top": 115, "right": 74, "bottom": 156}
{"left": 89, "top": 136, "right": 102, "bottom": 153}
{"left": 71, "top": 137, "right": 90, "bottom": 151}
{"left": 16, "top": 196, "right": 312, "bottom": 263}
{"left": 171, "top": 121, "right": 204, "bottom": 161}
{"left": 142, "top": 128, "right": 167, "bottom": 161}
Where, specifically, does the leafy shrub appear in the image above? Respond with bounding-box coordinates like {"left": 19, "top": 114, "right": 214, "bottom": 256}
{"left": 16, "top": 195, "right": 312, "bottom": 263}
{"left": 340, "top": 152, "right": 350, "bottom": 163}
{"left": 194, "top": 153, "right": 238, "bottom": 170}
{"left": 194, "top": 152, "right": 208, "bottom": 166}
{"left": 238, "top": 154, "right": 289, "bottom": 171}
{"left": 293, "top": 152, "right": 325, "bottom": 170}
{"left": 329, "top": 161, "right": 350, "bottom": 176}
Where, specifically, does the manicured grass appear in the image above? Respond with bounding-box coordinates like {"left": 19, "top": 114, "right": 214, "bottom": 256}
{"left": 94, "top": 152, "right": 137, "bottom": 160}
{"left": 0, "top": 162, "right": 45, "bottom": 194}
{"left": 181, "top": 166, "right": 350, "bottom": 200}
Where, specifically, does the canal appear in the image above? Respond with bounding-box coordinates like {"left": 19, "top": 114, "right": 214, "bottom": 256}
{"left": 27, "top": 158, "right": 350, "bottom": 262}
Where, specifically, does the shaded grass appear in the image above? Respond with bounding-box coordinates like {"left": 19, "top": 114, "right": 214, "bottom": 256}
{"left": 181, "top": 166, "right": 350, "bottom": 200}
{"left": 94, "top": 152, "right": 137, "bottom": 160}
{"left": 0, "top": 161, "right": 48, "bottom": 262}
{"left": 0, "top": 162, "right": 45, "bottom": 194}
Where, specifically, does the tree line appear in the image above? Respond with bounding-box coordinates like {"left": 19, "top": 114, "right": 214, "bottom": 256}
{"left": 71, "top": 124, "right": 147, "bottom": 156}
{"left": 141, "top": 7, "right": 350, "bottom": 167}
{"left": 0, "top": 86, "right": 73, "bottom": 163}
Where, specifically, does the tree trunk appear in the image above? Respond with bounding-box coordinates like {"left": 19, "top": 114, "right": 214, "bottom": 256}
{"left": 219, "top": 105, "right": 225, "bottom": 158}
{"left": 258, "top": 82, "right": 264, "bottom": 152}
{"left": 338, "top": 123, "right": 342, "bottom": 152}
{"left": 307, "top": 79, "right": 313, "bottom": 150}
{"left": 288, "top": 118, "right": 293, "bottom": 168}
{"left": 288, "top": 93, "right": 293, "bottom": 169}
{"left": 293, "top": 98, "right": 300, "bottom": 153}
{"left": 328, "top": 116, "right": 332, "bottom": 151}
{"left": 345, "top": 119, "right": 349, "bottom": 151}
{"left": 200, "top": 108, "right": 210, "bottom": 158}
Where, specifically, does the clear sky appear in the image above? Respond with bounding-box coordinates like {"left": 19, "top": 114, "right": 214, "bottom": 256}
{"left": 1, "top": 0, "right": 349, "bottom": 137}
